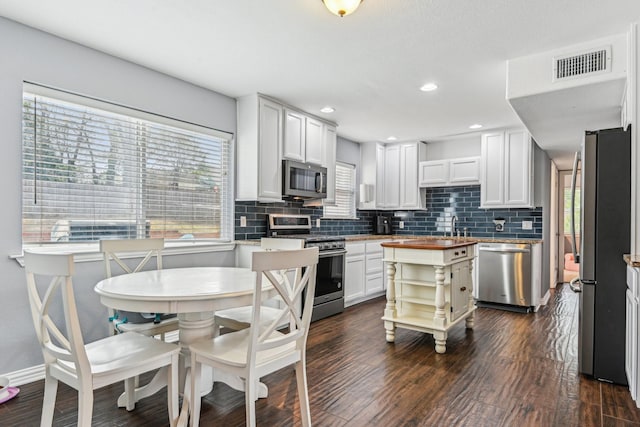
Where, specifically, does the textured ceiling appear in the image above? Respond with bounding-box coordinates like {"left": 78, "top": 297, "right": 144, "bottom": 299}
{"left": 1, "top": 0, "right": 640, "bottom": 165}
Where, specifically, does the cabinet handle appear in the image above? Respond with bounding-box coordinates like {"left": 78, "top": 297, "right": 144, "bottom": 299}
{"left": 454, "top": 251, "right": 459, "bottom": 256}
{"left": 461, "top": 250, "right": 466, "bottom": 255}
{"left": 460, "top": 287, "right": 467, "bottom": 292}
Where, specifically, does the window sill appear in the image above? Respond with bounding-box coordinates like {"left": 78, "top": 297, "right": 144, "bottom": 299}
{"left": 10, "top": 240, "right": 236, "bottom": 267}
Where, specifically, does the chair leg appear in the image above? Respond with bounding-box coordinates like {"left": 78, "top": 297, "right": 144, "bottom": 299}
{"left": 167, "top": 358, "right": 179, "bottom": 427}
{"left": 77, "top": 388, "right": 94, "bottom": 427}
{"left": 125, "top": 377, "right": 136, "bottom": 411}
{"left": 245, "top": 375, "right": 257, "bottom": 427}
{"left": 190, "top": 356, "right": 202, "bottom": 427}
{"left": 40, "top": 375, "right": 58, "bottom": 427}
{"left": 295, "top": 359, "right": 311, "bottom": 427}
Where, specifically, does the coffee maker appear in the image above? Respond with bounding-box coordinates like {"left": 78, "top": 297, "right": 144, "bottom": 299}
{"left": 375, "top": 215, "right": 392, "bottom": 235}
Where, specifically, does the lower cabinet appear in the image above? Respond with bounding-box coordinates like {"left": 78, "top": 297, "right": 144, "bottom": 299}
{"left": 345, "top": 240, "right": 388, "bottom": 307}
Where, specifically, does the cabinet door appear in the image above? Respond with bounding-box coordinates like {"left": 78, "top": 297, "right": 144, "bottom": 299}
{"left": 504, "top": 130, "right": 532, "bottom": 207}
{"left": 322, "top": 125, "right": 337, "bottom": 204}
{"left": 376, "top": 144, "right": 386, "bottom": 207}
{"left": 449, "top": 157, "right": 481, "bottom": 185}
{"left": 451, "top": 262, "right": 471, "bottom": 321}
{"left": 419, "top": 160, "right": 449, "bottom": 187}
{"left": 305, "top": 118, "right": 324, "bottom": 165}
{"left": 384, "top": 145, "right": 401, "bottom": 208}
{"left": 345, "top": 255, "right": 366, "bottom": 305}
{"left": 480, "top": 132, "right": 505, "bottom": 207}
{"left": 283, "top": 109, "right": 305, "bottom": 162}
{"left": 366, "top": 273, "right": 384, "bottom": 295}
{"left": 258, "top": 98, "right": 284, "bottom": 200}
{"left": 400, "top": 143, "right": 420, "bottom": 208}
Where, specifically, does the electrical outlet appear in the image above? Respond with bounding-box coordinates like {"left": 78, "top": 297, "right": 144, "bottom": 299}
{"left": 522, "top": 220, "right": 533, "bottom": 230}
{"left": 240, "top": 216, "right": 247, "bottom": 227}
{"left": 399, "top": 221, "right": 404, "bottom": 229}
{"left": 316, "top": 218, "right": 321, "bottom": 228}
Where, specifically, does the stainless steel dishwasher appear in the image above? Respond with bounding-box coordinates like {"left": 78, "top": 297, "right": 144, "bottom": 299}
{"left": 477, "top": 242, "right": 532, "bottom": 307}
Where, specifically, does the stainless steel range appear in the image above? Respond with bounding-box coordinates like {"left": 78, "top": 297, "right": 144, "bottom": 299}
{"left": 267, "top": 214, "right": 345, "bottom": 322}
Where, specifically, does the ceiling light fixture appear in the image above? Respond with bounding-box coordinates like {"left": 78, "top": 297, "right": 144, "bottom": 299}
{"left": 387, "top": 136, "right": 397, "bottom": 141}
{"left": 320, "top": 106, "right": 335, "bottom": 113}
{"left": 469, "top": 124, "right": 483, "bottom": 129}
{"left": 420, "top": 83, "right": 438, "bottom": 92}
{"left": 322, "top": 0, "right": 363, "bottom": 17}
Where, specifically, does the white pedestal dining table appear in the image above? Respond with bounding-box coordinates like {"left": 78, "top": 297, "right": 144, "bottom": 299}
{"left": 95, "top": 266, "right": 274, "bottom": 425}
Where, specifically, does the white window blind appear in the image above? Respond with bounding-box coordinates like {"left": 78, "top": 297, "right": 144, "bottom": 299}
{"left": 324, "top": 162, "right": 356, "bottom": 219}
{"left": 22, "top": 87, "right": 233, "bottom": 244}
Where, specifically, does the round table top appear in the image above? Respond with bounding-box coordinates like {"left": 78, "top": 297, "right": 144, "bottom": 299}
{"left": 94, "top": 267, "right": 270, "bottom": 314}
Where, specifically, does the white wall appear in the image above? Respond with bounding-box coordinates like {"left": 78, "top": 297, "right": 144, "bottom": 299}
{"left": 423, "top": 134, "right": 481, "bottom": 160}
{"left": 0, "top": 17, "right": 238, "bottom": 375}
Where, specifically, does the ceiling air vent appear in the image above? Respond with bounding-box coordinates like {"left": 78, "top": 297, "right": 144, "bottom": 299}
{"left": 552, "top": 46, "right": 611, "bottom": 82}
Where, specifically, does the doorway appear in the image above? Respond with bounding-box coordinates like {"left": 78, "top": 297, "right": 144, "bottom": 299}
{"left": 557, "top": 170, "right": 580, "bottom": 284}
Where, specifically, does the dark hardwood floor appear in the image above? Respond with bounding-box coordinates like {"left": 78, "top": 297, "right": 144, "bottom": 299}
{"left": 2, "top": 284, "right": 640, "bottom": 426}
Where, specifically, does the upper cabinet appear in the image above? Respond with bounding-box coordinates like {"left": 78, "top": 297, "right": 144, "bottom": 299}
{"left": 283, "top": 110, "right": 324, "bottom": 166}
{"left": 237, "top": 94, "right": 336, "bottom": 202}
{"left": 480, "top": 129, "right": 534, "bottom": 208}
{"left": 360, "top": 141, "right": 427, "bottom": 210}
{"left": 236, "top": 94, "right": 284, "bottom": 202}
{"left": 419, "top": 156, "right": 480, "bottom": 187}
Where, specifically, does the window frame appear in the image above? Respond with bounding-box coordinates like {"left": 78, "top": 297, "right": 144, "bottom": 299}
{"left": 21, "top": 83, "right": 235, "bottom": 250}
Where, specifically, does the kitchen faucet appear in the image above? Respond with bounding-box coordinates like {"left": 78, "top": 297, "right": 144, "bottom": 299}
{"left": 450, "top": 215, "right": 458, "bottom": 237}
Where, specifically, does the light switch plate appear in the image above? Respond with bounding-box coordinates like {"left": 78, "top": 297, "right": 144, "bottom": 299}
{"left": 399, "top": 221, "right": 404, "bottom": 229}
{"left": 240, "top": 216, "right": 247, "bottom": 227}
{"left": 522, "top": 220, "right": 533, "bottom": 230}
{"left": 316, "top": 218, "right": 321, "bottom": 228}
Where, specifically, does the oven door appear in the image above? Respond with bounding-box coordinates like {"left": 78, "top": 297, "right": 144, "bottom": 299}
{"left": 313, "top": 249, "right": 345, "bottom": 305}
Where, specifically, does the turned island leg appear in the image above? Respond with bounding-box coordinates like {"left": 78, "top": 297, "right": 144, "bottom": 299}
{"left": 433, "top": 265, "right": 446, "bottom": 328}
{"left": 466, "top": 259, "right": 475, "bottom": 330}
{"left": 384, "top": 261, "right": 397, "bottom": 342}
{"left": 433, "top": 331, "right": 447, "bottom": 354}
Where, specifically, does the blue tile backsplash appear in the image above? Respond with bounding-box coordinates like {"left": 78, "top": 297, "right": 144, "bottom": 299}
{"left": 234, "top": 185, "right": 542, "bottom": 240}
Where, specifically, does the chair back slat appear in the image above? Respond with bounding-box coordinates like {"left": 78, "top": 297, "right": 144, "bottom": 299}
{"left": 100, "top": 238, "right": 164, "bottom": 278}
{"left": 24, "top": 251, "right": 90, "bottom": 374}
{"left": 250, "top": 247, "right": 318, "bottom": 359}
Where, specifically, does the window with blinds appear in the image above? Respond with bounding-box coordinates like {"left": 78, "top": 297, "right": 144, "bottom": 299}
{"left": 324, "top": 162, "right": 356, "bottom": 219}
{"left": 22, "top": 86, "right": 233, "bottom": 244}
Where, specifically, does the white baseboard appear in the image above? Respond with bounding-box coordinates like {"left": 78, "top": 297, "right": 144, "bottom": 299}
{"left": 534, "top": 289, "right": 551, "bottom": 312}
{"left": 2, "top": 364, "right": 45, "bottom": 386}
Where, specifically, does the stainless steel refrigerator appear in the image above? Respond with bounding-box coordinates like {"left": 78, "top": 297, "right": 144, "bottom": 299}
{"left": 570, "top": 126, "right": 631, "bottom": 385}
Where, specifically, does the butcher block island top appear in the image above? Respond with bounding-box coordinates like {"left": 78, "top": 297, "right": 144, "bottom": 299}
{"left": 381, "top": 240, "right": 477, "bottom": 354}
{"left": 381, "top": 239, "right": 475, "bottom": 250}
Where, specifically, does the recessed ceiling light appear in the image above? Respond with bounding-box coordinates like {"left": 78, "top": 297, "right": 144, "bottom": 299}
{"left": 320, "top": 106, "right": 335, "bottom": 113}
{"left": 420, "top": 83, "right": 438, "bottom": 92}
{"left": 469, "top": 124, "right": 483, "bottom": 129}
{"left": 387, "top": 136, "right": 397, "bottom": 141}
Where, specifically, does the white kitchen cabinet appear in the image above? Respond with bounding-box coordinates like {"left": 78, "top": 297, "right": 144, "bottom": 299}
{"left": 345, "top": 243, "right": 366, "bottom": 305}
{"left": 321, "top": 124, "right": 337, "bottom": 204}
{"left": 345, "top": 240, "right": 389, "bottom": 307}
{"left": 626, "top": 265, "right": 639, "bottom": 405}
{"left": 283, "top": 110, "right": 324, "bottom": 166}
{"left": 480, "top": 129, "right": 533, "bottom": 208}
{"left": 360, "top": 142, "right": 426, "bottom": 210}
{"left": 236, "top": 94, "right": 284, "bottom": 202}
{"left": 283, "top": 109, "right": 306, "bottom": 162}
{"left": 419, "top": 156, "right": 480, "bottom": 188}
{"left": 305, "top": 117, "right": 324, "bottom": 165}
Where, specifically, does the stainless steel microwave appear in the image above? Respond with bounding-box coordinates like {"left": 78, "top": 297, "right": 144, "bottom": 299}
{"left": 282, "top": 160, "right": 327, "bottom": 199}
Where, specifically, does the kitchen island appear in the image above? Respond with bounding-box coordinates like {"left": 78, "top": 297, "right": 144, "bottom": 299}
{"left": 381, "top": 239, "right": 477, "bottom": 353}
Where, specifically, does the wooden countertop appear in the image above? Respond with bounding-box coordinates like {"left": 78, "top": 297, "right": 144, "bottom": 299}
{"left": 624, "top": 254, "right": 640, "bottom": 267}
{"left": 381, "top": 239, "right": 476, "bottom": 250}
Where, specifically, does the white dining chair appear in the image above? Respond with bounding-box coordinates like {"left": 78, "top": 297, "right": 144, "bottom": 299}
{"left": 100, "top": 238, "right": 179, "bottom": 339}
{"left": 189, "top": 246, "right": 319, "bottom": 427}
{"left": 213, "top": 238, "right": 305, "bottom": 333}
{"left": 24, "top": 251, "right": 180, "bottom": 427}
